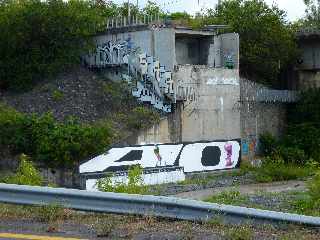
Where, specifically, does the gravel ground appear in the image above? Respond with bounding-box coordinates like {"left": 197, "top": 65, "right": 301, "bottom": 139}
{"left": 149, "top": 172, "right": 257, "bottom": 196}
{"left": 173, "top": 180, "right": 306, "bottom": 201}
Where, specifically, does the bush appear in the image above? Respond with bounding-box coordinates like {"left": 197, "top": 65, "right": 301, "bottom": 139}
{"left": 2, "top": 154, "right": 43, "bottom": 186}
{"left": 254, "top": 155, "right": 311, "bottom": 183}
{"left": 259, "top": 132, "right": 278, "bottom": 156}
{"left": 279, "top": 146, "right": 307, "bottom": 166}
{"left": 0, "top": 105, "right": 112, "bottom": 168}
{"left": 283, "top": 123, "right": 320, "bottom": 163}
{"left": 97, "top": 165, "right": 149, "bottom": 194}
{"left": 259, "top": 132, "right": 309, "bottom": 166}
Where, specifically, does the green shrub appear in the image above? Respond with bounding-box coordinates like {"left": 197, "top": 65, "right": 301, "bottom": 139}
{"left": 254, "top": 156, "right": 311, "bottom": 183}
{"left": 97, "top": 165, "right": 149, "bottom": 194}
{"left": 2, "top": 154, "right": 43, "bottom": 186}
{"left": 259, "top": 132, "right": 278, "bottom": 156}
{"left": 0, "top": 104, "right": 112, "bottom": 168}
{"left": 283, "top": 123, "right": 320, "bottom": 163}
{"left": 52, "top": 90, "right": 64, "bottom": 101}
{"left": 279, "top": 146, "right": 307, "bottom": 166}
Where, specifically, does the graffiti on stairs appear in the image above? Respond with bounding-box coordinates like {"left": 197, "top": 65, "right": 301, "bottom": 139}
{"left": 83, "top": 39, "right": 174, "bottom": 113}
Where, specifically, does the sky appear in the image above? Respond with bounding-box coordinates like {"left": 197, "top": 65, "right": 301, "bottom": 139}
{"left": 114, "top": 0, "right": 307, "bottom": 22}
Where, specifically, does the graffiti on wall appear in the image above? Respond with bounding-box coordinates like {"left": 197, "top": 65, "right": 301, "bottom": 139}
{"left": 80, "top": 140, "right": 241, "bottom": 189}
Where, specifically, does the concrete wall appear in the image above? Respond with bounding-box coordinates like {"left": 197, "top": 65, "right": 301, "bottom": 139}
{"left": 131, "top": 66, "right": 241, "bottom": 145}
{"left": 175, "top": 37, "right": 211, "bottom": 65}
{"left": 295, "top": 38, "right": 320, "bottom": 91}
{"left": 297, "top": 70, "right": 320, "bottom": 90}
{"left": 176, "top": 66, "right": 241, "bottom": 141}
{"left": 240, "top": 79, "right": 287, "bottom": 162}
{"left": 221, "top": 33, "right": 240, "bottom": 69}
{"left": 154, "top": 28, "right": 176, "bottom": 71}
{"left": 298, "top": 39, "right": 320, "bottom": 70}
{"left": 94, "top": 28, "right": 175, "bottom": 71}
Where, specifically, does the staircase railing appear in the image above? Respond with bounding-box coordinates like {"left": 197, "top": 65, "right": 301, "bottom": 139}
{"left": 83, "top": 39, "right": 175, "bottom": 113}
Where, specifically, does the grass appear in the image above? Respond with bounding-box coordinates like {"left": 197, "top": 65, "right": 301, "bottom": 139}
{"left": 0, "top": 203, "right": 319, "bottom": 239}
{"left": 253, "top": 163, "right": 312, "bottom": 183}
{"left": 204, "top": 188, "right": 320, "bottom": 218}
{"left": 225, "top": 225, "right": 254, "bottom": 240}
{"left": 205, "top": 190, "right": 250, "bottom": 206}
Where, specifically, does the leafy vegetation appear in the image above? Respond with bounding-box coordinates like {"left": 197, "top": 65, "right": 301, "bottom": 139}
{"left": 97, "top": 165, "right": 149, "bottom": 194}
{"left": 291, "top": 171, "right": 320, "bottom": 216}
{"left": 0, "top": 104, "right": 112, "bottom": 168}
{"left": 253, "top": 156, "right": 311, "bottom": 183}
{"left": 259, "top": 89, "right": 320, "bottom": 168}
{"left": 206, "top": 190, "right": 249, "bottom": 206}
{"left": 0, "top": 0, "right": 109, "bottom": 90}
{"left": 1, "top": 154, "right": 43, "bottom": 186}
{"left": 52, "top": 89, "right": 64, "bottom": 101}
{"left": 303, "top": 0, "right": 320, "bottom": 28}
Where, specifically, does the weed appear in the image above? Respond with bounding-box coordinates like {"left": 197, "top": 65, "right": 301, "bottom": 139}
{"left": 97, "top": 165, "right": 149, "bottom": 194}
{"left": 36, "top": 203, "right": 65, "bottom": 223}
{"left": 52, "top": 89, "right": 64, "bottom": 101}
{"left": 2, "top": 154, "right": 43, "bottom": 186}
{"left": 205, "top": 190, "right": 249, "bottom": 206}
{"left": 290, "top": 172, "right": 320, "bottom": 216}
{"left": 225, "top": 225, "right": 254, "bottom": 240}
{"left": 207, "top": 214, "right": 225, "bottom": 227}
{"left": 95, "top": 218, "right": 114, "bottom": 238}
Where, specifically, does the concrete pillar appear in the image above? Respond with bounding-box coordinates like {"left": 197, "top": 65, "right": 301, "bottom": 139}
{"left": 214, "top": 35, "right": 222, "bottom": 68}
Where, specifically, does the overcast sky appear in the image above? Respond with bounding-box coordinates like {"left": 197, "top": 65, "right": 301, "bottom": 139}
{"left": 115, "top": 0, "right": 307, "bottom": 21}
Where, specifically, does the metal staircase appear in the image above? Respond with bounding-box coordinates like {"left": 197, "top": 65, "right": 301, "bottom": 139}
{"left": 83, "top": 39, "right": 175, "bottom": 113}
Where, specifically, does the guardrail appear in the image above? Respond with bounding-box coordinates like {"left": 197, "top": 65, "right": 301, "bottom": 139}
{"left": 0, "top": 183, "right": 320, "bottom": 226}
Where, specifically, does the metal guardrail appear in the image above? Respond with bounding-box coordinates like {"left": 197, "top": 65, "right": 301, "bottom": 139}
{"left": 0, "top": 183, "right": 320, "bottom": 226}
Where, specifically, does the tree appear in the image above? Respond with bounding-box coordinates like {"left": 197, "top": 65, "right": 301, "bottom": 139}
{"left": 0, "top": 0, "right": 106, "bottom": 90}
{"left": 142, "top": 1, "right": 163, "bottom": 16}
{"left": 202, "top": 0, "right": 298, "bottom": 87}
{"left": 304, "top": 0, "right": 320, "bottom": 27}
